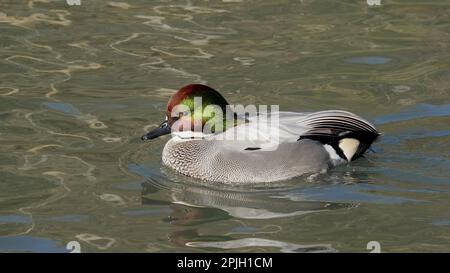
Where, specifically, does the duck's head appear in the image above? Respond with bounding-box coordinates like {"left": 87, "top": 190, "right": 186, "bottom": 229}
{"left": 141, "top": 84, "right": 231, "bottom": 140}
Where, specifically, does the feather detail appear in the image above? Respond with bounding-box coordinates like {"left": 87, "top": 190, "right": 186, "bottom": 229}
{"left": 298, "top": 110, "right": 380, "bottom": 161}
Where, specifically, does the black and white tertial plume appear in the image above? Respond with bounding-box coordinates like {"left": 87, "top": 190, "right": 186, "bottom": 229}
{"left": 298, "top": 110, "right": 380, "bottom": 162}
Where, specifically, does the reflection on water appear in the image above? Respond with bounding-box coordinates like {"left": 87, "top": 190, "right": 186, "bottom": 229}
{"left": 344, "top": 56, "right": 392, "bottom": 65}
{"left": 0, "top": 0, "right": 450, "bottom": 252}
{"left": 187, "top": 238, "right": 336, "bottom": 253}
{"left": 142, "top": 173, "right": 357, "bottom": 220}
{"left": 374, "top": 103, "right": 450, "bottom": 124}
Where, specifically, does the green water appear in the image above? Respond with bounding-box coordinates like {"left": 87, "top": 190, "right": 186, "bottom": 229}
{"left": 0, "top": 0, "right": 449, "bottom": 252}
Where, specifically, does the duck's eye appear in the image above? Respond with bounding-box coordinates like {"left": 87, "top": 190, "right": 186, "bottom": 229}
{"left": 175, "top": 110, "right": 190, "bottom": 118}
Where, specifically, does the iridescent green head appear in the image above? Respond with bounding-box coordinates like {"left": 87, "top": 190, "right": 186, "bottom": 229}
{"left": 141, "top": 84, "right": 232, "bottom": 140}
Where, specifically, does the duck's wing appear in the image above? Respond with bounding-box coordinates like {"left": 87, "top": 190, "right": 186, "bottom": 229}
{"left": 297, "top": 110, "right": 380, "bottom": 161}
{"left": 212, "top": 110, "right": 379, "bottom": 161}
{"left": 244, "top": 111, "right": 311, "bottom": 142}
{"left": 211, "top": 111, "right": 309, "bottom": 151}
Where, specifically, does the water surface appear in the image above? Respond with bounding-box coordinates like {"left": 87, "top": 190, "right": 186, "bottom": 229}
{"left": 0, "top": 0, "right": 449, "bottom": 252}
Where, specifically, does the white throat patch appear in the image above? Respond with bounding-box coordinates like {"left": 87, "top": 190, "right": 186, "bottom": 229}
{"left": 338, "top": 138, "right": 360, "bottom": 161}
{"left": 171, "top": 131, "right": 213, "bottom": 139}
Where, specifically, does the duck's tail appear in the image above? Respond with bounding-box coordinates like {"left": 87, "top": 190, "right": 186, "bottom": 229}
{"left": 297, "top": 110, "right": 380, "bottom": 162}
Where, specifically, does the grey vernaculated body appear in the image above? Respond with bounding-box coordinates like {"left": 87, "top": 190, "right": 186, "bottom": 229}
{"left": 157, "top": 110, "right": 379, "bottom": 183}
{"left": 162, "top": 137, "right": 330, "bottom": 183}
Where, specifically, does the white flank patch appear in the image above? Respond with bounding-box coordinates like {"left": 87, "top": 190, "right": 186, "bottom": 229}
{"left": 323, "top": 144, "right": 346, "bottom": 166}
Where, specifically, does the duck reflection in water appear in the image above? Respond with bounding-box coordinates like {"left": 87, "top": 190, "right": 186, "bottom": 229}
{"left": 139, "top": 169, "right": 370, "bottom": 253}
